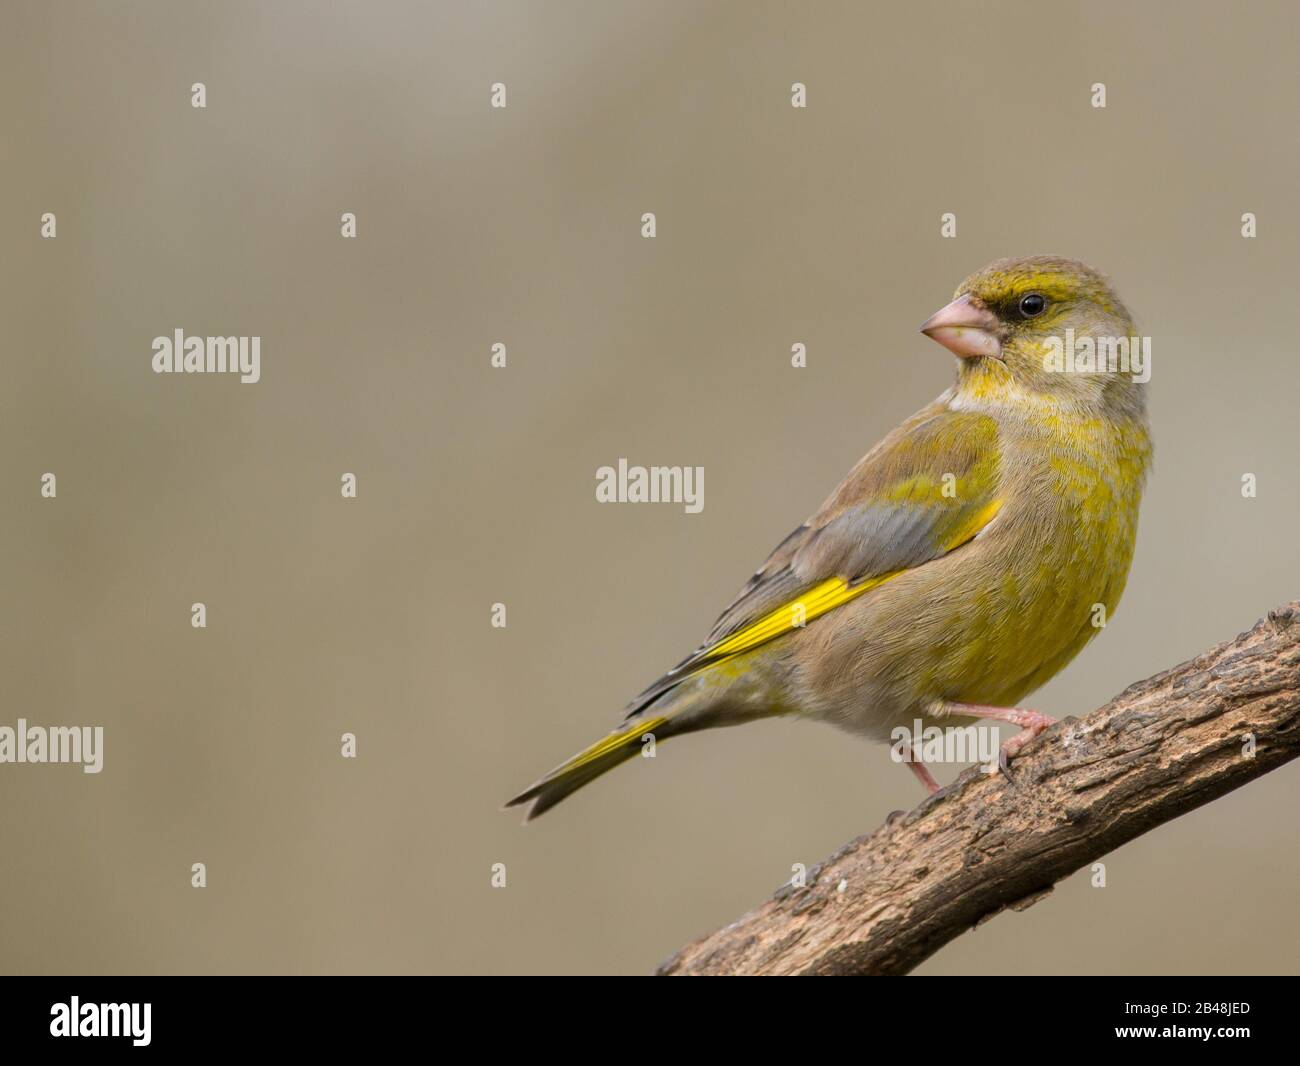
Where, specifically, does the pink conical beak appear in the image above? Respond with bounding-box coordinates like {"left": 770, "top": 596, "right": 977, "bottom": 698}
{"left": 920, "top": 293, "right": 1002, "bottom": 359}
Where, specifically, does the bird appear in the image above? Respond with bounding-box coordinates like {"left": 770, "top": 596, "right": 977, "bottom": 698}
{"left": 506, "top": 255, "right": 1152, "bottom": 820}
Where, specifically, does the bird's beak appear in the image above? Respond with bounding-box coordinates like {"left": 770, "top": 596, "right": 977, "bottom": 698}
{"left": 920, "top": 293, "right": 1002, "bottom": 359}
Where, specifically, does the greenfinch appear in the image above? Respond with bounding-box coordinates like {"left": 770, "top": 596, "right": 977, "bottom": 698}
{"left": 508, "top": 256, "right": 1151, "bottom": 819}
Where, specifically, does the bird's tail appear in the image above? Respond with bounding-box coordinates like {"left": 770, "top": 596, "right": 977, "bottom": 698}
{"left": 504, "top": 711, "right": 679, "bottom": 821}
{"left": 506, "top": 651, "right": 785, "bottom": 820}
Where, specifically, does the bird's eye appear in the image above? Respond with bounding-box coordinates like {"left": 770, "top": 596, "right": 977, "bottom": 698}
{"left": 1018, "top": 293, "right": 1046, "bottom": 318}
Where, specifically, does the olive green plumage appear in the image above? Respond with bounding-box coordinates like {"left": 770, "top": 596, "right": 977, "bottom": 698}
{"left": 508, "top": 256, "right": 1151, "bottom": 820}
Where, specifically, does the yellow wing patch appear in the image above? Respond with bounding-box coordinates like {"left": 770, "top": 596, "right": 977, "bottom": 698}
{"left": 706, "top": 573, "right": 898, "bottom": 660}
{"left": 701, "top": 498, "right": 1003, "bottom": 666}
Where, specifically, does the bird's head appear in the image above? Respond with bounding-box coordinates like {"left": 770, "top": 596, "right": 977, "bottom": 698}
{"left": 921, "top": 256, "right": 1145, "bottom": 410}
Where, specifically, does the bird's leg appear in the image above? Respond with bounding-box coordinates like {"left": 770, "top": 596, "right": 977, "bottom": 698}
{"left": 897, "top": 737, "right": 942, "bottom": 795}
{"left": 938, "top": 701, "right": 1056, "bottom": 780}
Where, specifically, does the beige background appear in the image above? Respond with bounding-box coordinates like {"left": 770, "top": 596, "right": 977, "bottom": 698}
{"left": 2, "top": 0, "right": 1297, "bottom": 975}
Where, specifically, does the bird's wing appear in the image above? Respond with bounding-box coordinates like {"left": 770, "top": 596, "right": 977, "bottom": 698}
{"left": 625, "top": 403, "right": 1003, "bottom": 716}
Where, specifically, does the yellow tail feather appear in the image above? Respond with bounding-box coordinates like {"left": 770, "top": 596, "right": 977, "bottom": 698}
{"left": 505, "top": 714, "right": 670, "bottom": 821}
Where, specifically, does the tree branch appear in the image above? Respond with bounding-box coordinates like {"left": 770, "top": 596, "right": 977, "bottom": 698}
{"left": 659, "top": 601, "right": 1300, "bottom": 976}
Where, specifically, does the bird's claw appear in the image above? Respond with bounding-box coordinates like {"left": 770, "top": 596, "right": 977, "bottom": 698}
{"left": 995, "top": 713, "right": 1055, "bottom": 786}
{"left": 997, "top": 746, "right": 1018, "bottom": 787}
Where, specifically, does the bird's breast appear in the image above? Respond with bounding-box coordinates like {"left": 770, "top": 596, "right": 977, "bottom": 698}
{"left": 966, "top": 413, "right": 1151, "bottom": 701}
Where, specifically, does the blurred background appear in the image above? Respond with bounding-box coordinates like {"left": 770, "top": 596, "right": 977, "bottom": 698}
{"left": 2, "top": 0, "right": 1297, "bottom": 975}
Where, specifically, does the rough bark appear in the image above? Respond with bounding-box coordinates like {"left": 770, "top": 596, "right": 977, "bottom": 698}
{"left": 659, "top": 602, "right": 1300, "bottom": 976}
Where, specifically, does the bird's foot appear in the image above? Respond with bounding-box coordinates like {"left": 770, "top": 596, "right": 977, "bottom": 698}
{"left": 941, "top": 702, "right": 1056, "bottom": 784}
